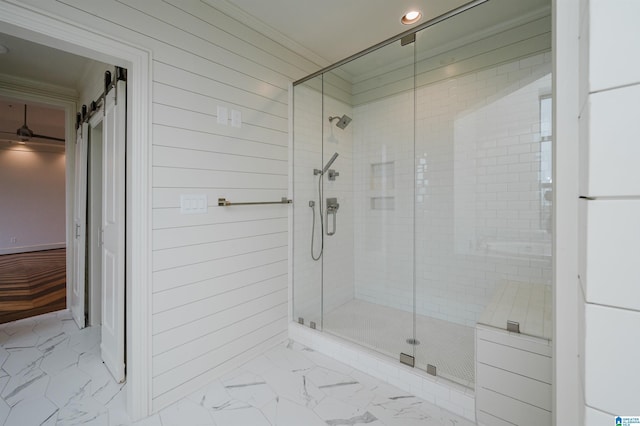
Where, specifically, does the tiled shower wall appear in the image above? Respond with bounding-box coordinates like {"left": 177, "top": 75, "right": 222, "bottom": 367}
{"left": 352, "top": 92, "right": 416, "bottom": 315}
{"left": 353, "top": 52, "right": 553, "bottom": 327}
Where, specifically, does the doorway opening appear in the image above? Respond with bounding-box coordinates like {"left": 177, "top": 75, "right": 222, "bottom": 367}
{"left": 0, "top": 3, "right": 152, "bottom": 418}
{"left": 0, "top": 98, "right": 67, "bottom": 323}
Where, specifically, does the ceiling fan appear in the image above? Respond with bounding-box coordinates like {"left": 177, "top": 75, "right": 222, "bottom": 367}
{"left": 1, "top": 104, "right": 65, "bottom": 142}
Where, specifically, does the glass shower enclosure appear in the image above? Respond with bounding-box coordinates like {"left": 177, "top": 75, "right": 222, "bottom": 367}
{"left": 292, "top": 0, "right": 553, "bottom": 388}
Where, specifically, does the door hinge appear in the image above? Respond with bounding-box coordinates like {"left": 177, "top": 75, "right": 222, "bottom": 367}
{"left": 400, "top": 353, "right": 415, "bottom": 367}
{"left": 426, "top": 364, "right": 437, "bottom": 376}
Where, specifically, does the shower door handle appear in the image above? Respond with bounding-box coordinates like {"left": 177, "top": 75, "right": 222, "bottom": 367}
{"left": 326, "top": 198, "right": 339, "bottom": 236}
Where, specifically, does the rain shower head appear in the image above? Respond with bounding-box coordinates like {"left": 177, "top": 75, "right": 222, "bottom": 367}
{"left": 329, "top": 114, "right": 352, "bottom": 129}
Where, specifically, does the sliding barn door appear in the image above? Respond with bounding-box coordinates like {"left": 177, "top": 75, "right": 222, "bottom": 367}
{"left": 71, "top": 123, "right": 88, "bottom": 329}
{"left": 101, "top": 79, "right": 126, "bottom": 383}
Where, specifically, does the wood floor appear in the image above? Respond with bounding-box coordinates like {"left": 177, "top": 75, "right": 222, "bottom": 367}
{"left": 0, "top": 248, "right": 66, "bottom": 324}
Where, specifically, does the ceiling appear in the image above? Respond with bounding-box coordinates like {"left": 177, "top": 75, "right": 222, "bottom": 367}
{"left": 0, "top": 32, "right": 96, "bottom": 90}
{"left": 0, "top": 1, "right": 476, "bottom": 92}
{"left": 224, "top": 0, "right": 468, "bottom": 65}
{"left": 0, "top": 0, "right": 551, "bottom": 89}
{"left": 220, "top": 0, "right": 550, "bottom": 67}
{"left": 0, "top": 0, "right": 550, "bottom": 140}
{"left": 220, "top": 0, "right": 472, "bottom": 65}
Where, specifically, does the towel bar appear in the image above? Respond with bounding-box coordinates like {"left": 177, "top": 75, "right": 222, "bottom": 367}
{"left": 217, "top": 197, "right": 292, "bottom": 206}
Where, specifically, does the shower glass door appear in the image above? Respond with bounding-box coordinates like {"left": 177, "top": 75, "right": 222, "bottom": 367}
{"left": 292, "top": 0, "right": 553, "bottom": 396}
{"left": 320, "top": 37, "right": 417, "bottom": 363}
{"left": 413, "top": 0, "right": 553, "bottom": 387}
{"left": 292, "top": 75, "right": 324, "bottom": 329}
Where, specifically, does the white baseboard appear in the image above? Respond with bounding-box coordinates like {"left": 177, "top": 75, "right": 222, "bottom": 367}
{"left": 0, "top": 242, "right": 66, "bottom": 255}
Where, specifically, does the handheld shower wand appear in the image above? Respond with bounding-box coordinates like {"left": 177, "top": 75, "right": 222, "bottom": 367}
{"left": 322, "top": 152, "right": 339, "bottom": 174}
{"left": 310, "top": 152, "right": 340, "bottom": 260}
{"left": 314, "top": 152, "right": 339, "bottom": 176}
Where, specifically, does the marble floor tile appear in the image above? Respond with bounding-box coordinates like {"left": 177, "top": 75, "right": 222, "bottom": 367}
{"left": 0, "top": 397, "right": 9, "bottom": 425}
{"left": 159, "top": 398, "right": 215, "bottom": 426}
{"left": 4, "top": 396, "right": 57, "bottom": 426}
{"left": 0, "top": 310, "right": 476, "bottom": 425}
{"left": 46, "top": 366, "right": 92, "bottom": 408}
{"left": 2, "top": 367, "right": 49, "bottom": 407}
{"left": 2, "top": 347, "right": 42, "bottom": 376}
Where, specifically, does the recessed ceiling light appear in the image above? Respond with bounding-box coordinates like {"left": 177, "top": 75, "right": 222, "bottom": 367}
{"left": 401, "top": 10, "right": 422, "bottom": 25}
{"left": 0, "top": 44, "right": 8, "bottom": 54}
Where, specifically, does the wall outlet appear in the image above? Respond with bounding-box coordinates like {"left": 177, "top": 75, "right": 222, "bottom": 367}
{"left": 10, "top": 237, "right": 17, "bottom": 244}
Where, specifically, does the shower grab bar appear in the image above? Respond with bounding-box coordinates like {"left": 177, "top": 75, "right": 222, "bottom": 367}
{"left": 217, "top": 197, "right": 292, "bottom": 206}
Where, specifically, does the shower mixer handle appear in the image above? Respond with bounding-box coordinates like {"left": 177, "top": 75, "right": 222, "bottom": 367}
{"left": 326, "top": 197, "right": 339, "bottom": 236}
{"left": 328, "top": 169, "right": 339, "bottom": 181}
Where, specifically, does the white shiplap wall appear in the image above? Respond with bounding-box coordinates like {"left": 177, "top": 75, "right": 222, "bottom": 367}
{"left": 13, "top": 0, "right": 320, "bottom": 411}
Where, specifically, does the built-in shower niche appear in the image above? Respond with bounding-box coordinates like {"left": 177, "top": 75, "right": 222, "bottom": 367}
{"left": 370, "top": 161, "right": 394, "bottom": 210}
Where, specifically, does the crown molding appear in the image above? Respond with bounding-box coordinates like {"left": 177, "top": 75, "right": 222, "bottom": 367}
{"left": 202, "top": 0, "right": 331, "bottom": 69}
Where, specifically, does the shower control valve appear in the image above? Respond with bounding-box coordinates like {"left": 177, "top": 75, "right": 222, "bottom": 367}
{"left": 328, "top": 169, "right": 339, "bottom": 181}
{"left": 326, "top": 197, "right": 339, "bottom": 236}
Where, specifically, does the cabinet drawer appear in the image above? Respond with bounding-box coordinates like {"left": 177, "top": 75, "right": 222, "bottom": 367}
{"left": 477, "top": 338, "right": 552, "bottom": 383}
{"left": 477, "top": 410, "right": 516, "bottom": 426}
{"left": 477, "top": 387, "right": 551, "bottom": 426}
{"left": 477, "top": 325, "right": 551, "bottom": 357}
{"left": 477, "top": 362, "right": 552, "bottom": 411}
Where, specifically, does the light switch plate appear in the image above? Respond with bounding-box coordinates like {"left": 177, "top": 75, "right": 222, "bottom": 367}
{"left": 231, "top": 109, "right": 242, "bottom": 128}
{"left": 180, "top": 194, "right": 208, "bottom": 214}
{"left": 217, "top": 106, "right": 228, "bottom": 125}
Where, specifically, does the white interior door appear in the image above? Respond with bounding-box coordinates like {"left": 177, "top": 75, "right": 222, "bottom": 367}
{"left": 71, "top": 123, "right": 88, "bottom": 329}
{"left": 88, "top": 118, "right": 103, "bottom": 327}
{"left": 101, "top": 79, "right": 126, "bottom": 383}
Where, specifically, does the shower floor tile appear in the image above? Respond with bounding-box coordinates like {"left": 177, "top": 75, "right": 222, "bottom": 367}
{"left": 323, "top": 299, "right": 476, "bottom": 387}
